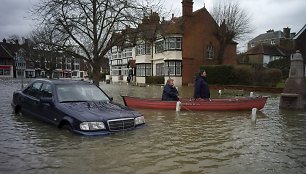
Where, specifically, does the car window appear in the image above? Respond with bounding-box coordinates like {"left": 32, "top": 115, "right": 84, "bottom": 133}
{"left": 23, "top": 82, "right": 43, "bottom": 98}
{"left": 56, "top": 84, "right": 110, "bottom": 102}
{"left": 40, "top": 83, "right": 53, "bottom": 98}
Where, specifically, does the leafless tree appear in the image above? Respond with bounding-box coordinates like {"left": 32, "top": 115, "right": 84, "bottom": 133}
{"left": 32, "top": 0, "right": 165, "bottom": 86}
{"left": 211, "top": 0, "right": 252, "bottom": 64}
{"left": 28, "top": 26, "right": 67, "bottom": 78}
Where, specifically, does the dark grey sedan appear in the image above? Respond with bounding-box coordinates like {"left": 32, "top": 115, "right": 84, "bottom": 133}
{"left": 11, "top": 79, "right": 145, "bottom": 135}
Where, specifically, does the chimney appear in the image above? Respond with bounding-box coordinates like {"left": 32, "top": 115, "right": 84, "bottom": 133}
{"left": 2, "top": 38, "right": 6, "bottom": 43}
{"left": 283, "top": 27, "right": 291, "bottom": 38}
{"left": 182, "top": 0, "right": 193, "bottom": 17}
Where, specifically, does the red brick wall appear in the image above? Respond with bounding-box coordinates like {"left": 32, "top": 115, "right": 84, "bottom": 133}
{"left": 182, "top": 8, "right": 237, "bottom": 85}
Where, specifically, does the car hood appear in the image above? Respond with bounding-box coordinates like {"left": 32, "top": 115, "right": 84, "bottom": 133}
{"left": 59, "top": 101, "right": 139, "bottom": 121}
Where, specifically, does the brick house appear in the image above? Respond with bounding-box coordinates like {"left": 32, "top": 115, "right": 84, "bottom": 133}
{"left": 0, "top": 38, "right": 88, "bottom": 79}
{"left": 108, "top": 0, "right": 237, "bottom": 86}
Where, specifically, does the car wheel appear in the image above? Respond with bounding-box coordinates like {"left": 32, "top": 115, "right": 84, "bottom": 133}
{"left": 62, "top": 124, "right": 73, "bottom": 132}
{"left": 15, "top": 107, "right": 23, "bottom": 117}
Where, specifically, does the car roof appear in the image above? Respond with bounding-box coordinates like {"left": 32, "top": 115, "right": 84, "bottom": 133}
{"left": 32, "top": 79, "right": 93, "bottom": 85}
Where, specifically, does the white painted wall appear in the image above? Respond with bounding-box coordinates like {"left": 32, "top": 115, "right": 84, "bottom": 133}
{"left": 136, "top": 76, "right": 146, "bottom": 84}
{"left": 164, "top": 76, "right": 182, "bottom": 86}
{"left": 154, "top": 51, "right": 182, "bottom": 61}
{"left": 135, "top": 55, "right": 152, "bottom": 63}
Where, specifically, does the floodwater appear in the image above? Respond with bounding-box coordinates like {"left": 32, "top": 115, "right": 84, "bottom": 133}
{"left": 0, "top": 80, "right": 305, "bottom": 174}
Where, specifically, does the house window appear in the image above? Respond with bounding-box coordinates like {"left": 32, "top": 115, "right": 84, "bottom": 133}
{"left": 165, "top": 61, "right": 181, "bottom": 76}
{"left": 74, "top": 64, "right": 80, "bottom": 70}
{"left": 251, "top": 43, "right": 255, "bottom": 47}
{"left": 0, "top": 69, "right": 11, "bottom": 76}
{"left": 123, "top": 48, "right": 132, "bottom": 58}
{"left": 271, "top": 39, "right": 276, "bottom": 45}
{"left": 136, "top": 63, "right": 151, "bottom": 76}
{"left": 156, "top": 63, "right": 164, "bottom": 76}
{"left": 111, "top": 66, "right": 121, "bottom": 76}
{"left": 207, "top": 43, "right": 214, "bottom": 59}
{"left": 155, "top": 40, "right": 164, "bottom": 53}
{"left": 164, "top": 37, "right": 182, "bottom": 50}
{"left": 136, "top": 43, "right": 151, "bottom": 56}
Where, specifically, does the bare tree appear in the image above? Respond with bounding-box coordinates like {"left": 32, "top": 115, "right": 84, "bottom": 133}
{"left": 28, "top": 26, "right": 68, "bottom": 78}
{"left": 211, "top": 0, "right": 252, "bottom": 64}
{"left": 32, "top": 0, "right": 165, "bottom": 86}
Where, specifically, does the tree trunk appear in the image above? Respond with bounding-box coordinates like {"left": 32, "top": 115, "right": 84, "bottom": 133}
{"left": 92, "top": 63, "right": 100, "bottom": 86}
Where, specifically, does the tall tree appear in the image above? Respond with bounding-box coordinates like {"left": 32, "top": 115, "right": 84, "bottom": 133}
{"left": 33, "top": 0, "right": 163, "bottom": 86}
{"left": 211, "top": 0, "right": 252, "bottom": 64}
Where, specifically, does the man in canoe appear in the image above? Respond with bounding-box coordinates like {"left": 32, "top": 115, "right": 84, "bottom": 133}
{"left": 162, "top": 79, "right": 179, "bottom": 101}
{"left": 194, "top": 70, "right": 210, "bottom": 99}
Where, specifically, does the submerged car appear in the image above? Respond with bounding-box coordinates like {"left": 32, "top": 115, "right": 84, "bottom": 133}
{"left": 11, "top": 79, "right": 145, "bottom": 135}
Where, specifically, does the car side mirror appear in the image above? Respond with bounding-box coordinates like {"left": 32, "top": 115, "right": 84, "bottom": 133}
{"left": 40, "top": 97, "right": 53, "bottom": 104}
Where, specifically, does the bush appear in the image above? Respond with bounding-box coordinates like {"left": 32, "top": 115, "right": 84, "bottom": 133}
{"left": 262, "top": 68, "right": 282, "bottom": 87}
{"left": 201, "top": 65, "right": 235, "bottom": 85}
{"left": 200, "top": 65, "right": 282, "bottom": 87}
{"left": 146, "top": 76, "right": 164, "bottom": 84}
{"left": 233, "top": 65, "right": 252, "bottom": 85}
{"left": 267, "top": 58, "right": 290, "bottom": 79}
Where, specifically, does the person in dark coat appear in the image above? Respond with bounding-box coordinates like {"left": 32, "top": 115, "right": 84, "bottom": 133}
{"left": 194, "top": 70, "right": 210, "bottom": 99}
{"left": 162, "top": 79, "right": 179, "bottom": 101}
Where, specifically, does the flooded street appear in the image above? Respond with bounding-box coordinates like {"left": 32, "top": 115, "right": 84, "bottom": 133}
{"left": 1, "top": 79, "right": 306, "bottom": 174}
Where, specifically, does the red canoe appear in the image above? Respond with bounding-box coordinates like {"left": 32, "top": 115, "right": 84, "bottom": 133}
{"left": 122, "top": 96, "right": 268, "bottom": 111}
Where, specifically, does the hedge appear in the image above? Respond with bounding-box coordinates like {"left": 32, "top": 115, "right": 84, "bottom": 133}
{"left": 146, "top": 76, "right": 164, "bottom": 84}
{"left": 200, "top": 65, "right": 282, "bottom": 87}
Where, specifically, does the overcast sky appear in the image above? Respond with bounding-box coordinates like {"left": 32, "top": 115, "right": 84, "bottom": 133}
{"left": 0, "top": 0, "right": 305, "bottom": 51}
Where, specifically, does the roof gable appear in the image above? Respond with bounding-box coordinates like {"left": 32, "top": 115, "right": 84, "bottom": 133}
{"left": 293, "top": 24, "right": 306, "bottom": 40}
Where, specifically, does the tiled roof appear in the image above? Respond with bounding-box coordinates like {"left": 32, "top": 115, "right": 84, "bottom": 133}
{"left": 0, "top": 42, "right": 14, "bottom": 59}
{"left": 246, "top": 44, "right": 286, "bottom": 56}
{"left": 293, "top": 24, "right": 306, "bottom": 40}
{"left": 250, "top": 31, "right": 284, "bottom": 43}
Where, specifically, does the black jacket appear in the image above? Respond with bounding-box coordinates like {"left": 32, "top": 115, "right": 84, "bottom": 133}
{"left": 162, "top": 84, "right": 179, "bottom": 101}
{"left": 193, "top": 76, "right": 210, "bottom": 99}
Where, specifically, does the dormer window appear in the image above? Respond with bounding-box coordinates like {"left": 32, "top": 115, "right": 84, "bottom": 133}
{"left": 271, "top": 39, "right": 275, "bottom": 45}
{"left": 251, "top": 43, "right": 255, "bottom": 47}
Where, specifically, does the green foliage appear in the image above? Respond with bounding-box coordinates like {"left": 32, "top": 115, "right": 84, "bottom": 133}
{"left": 146, "top": 76, "right": 164, "bottom": 84}
{"left": 200, "top": 65, "right": 282, "bottom": 87}
{"left": 201, "top": 65, "right": 234, "bottom": 85}
{"left": 267, "top": 58, "right": 290, "bottom": 79}
{"left": 262, "top": 68, "right": 282, "bottom": 87}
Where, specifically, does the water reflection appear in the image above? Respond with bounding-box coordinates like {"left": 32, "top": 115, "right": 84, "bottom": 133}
{"left": 0, "top": 81, "right": 306, "bottom": 173}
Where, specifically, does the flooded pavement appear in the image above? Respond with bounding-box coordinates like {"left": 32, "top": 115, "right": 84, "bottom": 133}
{"left": 0, "top": 79, "right": 306, "bottom": 174}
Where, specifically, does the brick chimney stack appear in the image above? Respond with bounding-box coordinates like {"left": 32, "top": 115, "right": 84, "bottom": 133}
{"left": 283, "top": 27, "right": 291, "bottom": 38}
{"left": 182, "top": 0, "right": 193, "bottom": 17}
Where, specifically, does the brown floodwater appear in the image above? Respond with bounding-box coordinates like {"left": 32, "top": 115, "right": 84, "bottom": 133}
{"left": 0, "top": 80, "right": 305, "bottom": 174}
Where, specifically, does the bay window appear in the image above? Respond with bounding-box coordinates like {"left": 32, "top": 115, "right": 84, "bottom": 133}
{"left": 164, "top": 61, "right": 181, "bottom": 76}
{"left": 136, "top": 64, "right": 151, "bottom": 76}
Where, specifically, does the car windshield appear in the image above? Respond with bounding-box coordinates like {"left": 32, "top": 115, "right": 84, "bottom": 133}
{"left": 56, "top": 84, "right": 110, "bottom": 102}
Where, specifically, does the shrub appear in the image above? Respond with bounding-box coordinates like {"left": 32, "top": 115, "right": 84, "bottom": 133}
{"left": 201, "top": 65, "right": 235, "bottom": 85}
{"left": 232, "top": 65, "right": 252, "bottom": 85}
{"left": 200, "top": 65, "right": 281, "bottom": 87}
{"left": 262, "top": 68, "right": 282, "bottom": 87}
{"left": 267, "top": 58, "right": 290, "bottom": 79}
{"left": 146, "top": 76, "right": 164, "bottom": 84}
